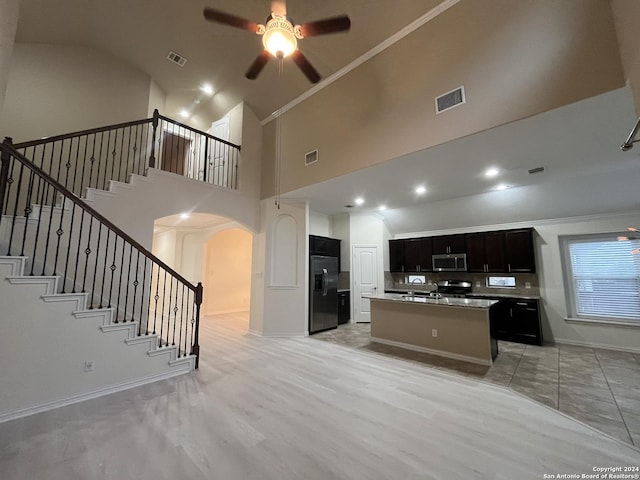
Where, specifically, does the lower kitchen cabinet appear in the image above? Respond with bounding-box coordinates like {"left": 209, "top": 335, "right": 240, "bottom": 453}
{"left": 479, "top": 297, "right": 542, "bottom": 345}
{"left": 338, "top": 291, "right": 350, "bottom": 325}
{"left": 490, "top": 298, "right": 542, "bottom": 345}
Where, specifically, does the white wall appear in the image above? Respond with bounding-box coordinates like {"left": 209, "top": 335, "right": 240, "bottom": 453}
{"left": 88, "top": 169, "right": 260, "bottom": 251}
{"left": 0, "top": 0, "right": 20, "bottom": 118}
{"left": 147, "top": 79, "right": 166, "bottom": 117}
{"left": 309, "top": 211, "right": 332, "bottom": 237}
{"left": 331, "top": 214, "right": 351, "bottom": 272}
{"left": 249, "top": 199, "right": 308, "bottom": 336}
{"left": 0, "top": 43, "right": 153, "bottom": 142}
{"left": 0, "top": 260, "right": 191, "bottom": 422}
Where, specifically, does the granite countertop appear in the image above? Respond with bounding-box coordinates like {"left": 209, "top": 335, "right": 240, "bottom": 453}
{"left": 337, "top": 289, "right": 350, "bottom": 293}
{"left": 466, "top": 293, "right": 541, "bottom": 300}
{"left": 385, "top": 289, "right": 540, "bottom": 301}
{"left": 368, "top": 293, "right": 498, "bottom": 310}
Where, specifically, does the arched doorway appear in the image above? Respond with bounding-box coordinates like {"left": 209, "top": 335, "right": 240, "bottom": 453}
{"left": 151, "top": 214, "right": 253, "bottom": 332}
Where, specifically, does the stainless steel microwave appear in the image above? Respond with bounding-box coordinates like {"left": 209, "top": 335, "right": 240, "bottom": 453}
{"left": 432, "top": 253, "right": 467, "bottom": 272}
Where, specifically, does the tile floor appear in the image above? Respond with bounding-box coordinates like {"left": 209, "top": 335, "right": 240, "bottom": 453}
{"left": 312, "top": 323, "right": 640, "bottom": 446}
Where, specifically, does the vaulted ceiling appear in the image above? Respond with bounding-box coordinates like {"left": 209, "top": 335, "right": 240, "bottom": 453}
{"left": 15, "top": 0, "right": 445, "bottom": 121}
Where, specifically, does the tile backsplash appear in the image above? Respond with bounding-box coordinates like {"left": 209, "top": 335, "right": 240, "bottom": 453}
{"left": 387, "top": 272, "right": 540, "bottom": 297}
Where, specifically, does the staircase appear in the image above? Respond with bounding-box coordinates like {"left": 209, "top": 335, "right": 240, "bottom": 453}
{"left": 0, "top": 112, "right": 240, "bottom": 421}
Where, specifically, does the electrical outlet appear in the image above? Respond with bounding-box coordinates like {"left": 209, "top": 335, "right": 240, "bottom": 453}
{"left": 475, "top": 281, "right": 481, "bottom": 288}
{"left": 432, "top": 329, "right": 438, "bottom": 337}
{"left": 525, "top": 282, "right": 531, "bottom": 289}
{"left": 84, "top": 360, "right": 95, "bottom": 372}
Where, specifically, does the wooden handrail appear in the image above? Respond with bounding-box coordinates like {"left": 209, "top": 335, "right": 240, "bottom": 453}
{"left": 0, "top": 138, "right": 197, "bottom": 292}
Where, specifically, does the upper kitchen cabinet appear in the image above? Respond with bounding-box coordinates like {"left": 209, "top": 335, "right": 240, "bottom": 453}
{"left": 389, "top": 238, "right": 432, "bottom": 272}
{"left": 310, "top": 235, "right": 341, "bottom": 259}
{"left": 389, "top": 239, "right": 405, "bottom": 272}
{"left": 465, "top": 232, "right": 506, "bottom": 273}
{"left": 432, "top": 234, "right": 466, "bottom": 255}
{"left": 504, "top": 228, "right": 536, "bottom": 273}
{"left": 404, "top": 237, "right": 432, "bottom": 272}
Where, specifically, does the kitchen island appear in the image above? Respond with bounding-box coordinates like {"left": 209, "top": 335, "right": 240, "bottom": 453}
{"left": 368, "top": 294, "right": 499, "bottom": 365}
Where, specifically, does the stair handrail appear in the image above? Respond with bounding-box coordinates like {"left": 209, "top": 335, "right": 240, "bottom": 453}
{"left": 0, "top": 137, "right": 203, "bottom": 367}
{"left": 13, "top": 110, "right": 241, "bottom": 195}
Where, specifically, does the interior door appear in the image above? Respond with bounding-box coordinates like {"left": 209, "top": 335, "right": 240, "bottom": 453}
{"left": 353, "top": 246, "right": 379, "bottom": 323}
{"left": 160, "top": 131, "right": 191, "bottom": 175}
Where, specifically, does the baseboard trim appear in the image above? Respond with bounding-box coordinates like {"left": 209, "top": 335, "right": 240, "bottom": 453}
{"left": 370, "top": 336, "right": 492, "bottom": 366}
{"left": 552, "top": 338, "right": 640, "bottom": 354}
{"left": 0, "top": 367, "right": 192, "bottom": 424}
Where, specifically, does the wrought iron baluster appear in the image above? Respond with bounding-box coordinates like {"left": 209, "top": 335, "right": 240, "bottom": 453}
{"left": 29, "top": 172, "right": 49, "bottom": 276}
{"left": 82, "top": 216, "right": 94, "bottom": 294}
{"left": 141, "top": 256, "right": 149, "bottom": 335}
{"left": 61, "top": 202, "right": 78, "bottom": 293}
{"left": 159, "top": 269, "right": 168, "bottom": 347}
{"left": 178, "top": 284, "right": 186, "bottom": 356}
{"left": 107, "top": 233, "right": 118, "bottom": 312}
{"left": 71, "top": 208, "right": 86, "bottom": 293}
{"left": 99, "top": 227, "right": 110, "bottom": 309}
{"left": 79, "top": 134, "right": 89, "bottom": 197}
{"left": 69, "top": 136, "right": 80, "bottom": 194}
{"left": 152, "top": 265, "right": 160, "bottom": 335}
{"left": 7, "top": 160, "right": 26, "bottom": 256}
{"left": 19, "top": 168, "right": 37, "bottom": 257}
{"left": 115, "top": 236, "right": 126, "bottom": 319}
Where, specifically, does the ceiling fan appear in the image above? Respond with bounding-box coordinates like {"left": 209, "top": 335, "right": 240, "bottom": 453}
{"left": 203, "top": 1, "right": 351, "bottom": 83}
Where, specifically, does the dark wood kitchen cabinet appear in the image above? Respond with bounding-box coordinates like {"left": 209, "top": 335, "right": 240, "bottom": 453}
{"left": 310, "top": 235, "right": 341, "bottom": 268}
{"left": 491, "top": 298, "right": 542, "bottom": 345}
{"left": 403, "top": 237, "right": 432, "bottom": 272}
{"left": 389, "top": 239, "right": 406, "bottom": 272}
{"left": 504, "top": 228, "right": 536, "bottom": 273}
{"left": 465, "top": 231, "right": 506, "bottom": 273}
{"left": 338, "top": 291, "right": 350, "bottom": 325}
{"left": 389, "top": 238, "right": 432, "bottom": 272}
{"left": 432, "top": 234, "right": 465, "bottom": 254}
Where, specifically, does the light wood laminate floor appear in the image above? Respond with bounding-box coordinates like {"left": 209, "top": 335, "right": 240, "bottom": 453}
{"left": 1, "top": 313, "right": 639, "bottom": 480}
{"left": 314, "top": 322, "right": 640, "bottom": 446}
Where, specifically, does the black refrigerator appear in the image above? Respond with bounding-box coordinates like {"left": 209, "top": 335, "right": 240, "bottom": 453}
{"left": 309, "top": 255, "right": 339, "bottom": 334}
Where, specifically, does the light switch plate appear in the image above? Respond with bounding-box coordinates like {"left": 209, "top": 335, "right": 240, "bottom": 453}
{"left": 525, "top": 282, "right": 531, "bottom": 289}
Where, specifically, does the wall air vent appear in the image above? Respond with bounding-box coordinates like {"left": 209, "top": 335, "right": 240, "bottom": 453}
{"left": 167, "top": 51, "right": 187, "bottom": 67}
{"left": 305, "top": 149, "right": 319, "bottom": 166}
{"left": 435, "top": 86, "right": 465, "bottom": 114}
{"left": 528, "top": 166, "right": 546, "bottom": 175}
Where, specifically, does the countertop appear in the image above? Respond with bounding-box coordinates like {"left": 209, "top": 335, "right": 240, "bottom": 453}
{"left": 466, "top": 293, "right": 541, "bottom": 300}
{"left": 337, "top": 289, "right": 350, "bottom": 293}
{"left": 385, "top": 289, "right": 540, "bottom": 301}
{"left": 368, "top": 293, "right": 498, "bottom": 310}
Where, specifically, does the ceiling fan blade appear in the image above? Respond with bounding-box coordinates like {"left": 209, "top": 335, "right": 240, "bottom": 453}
{"left": 203, "top": 7, "right": 260, "bottom": 33}
{"left": 298, "top": 15, "right": 351, "bottom": 37}
{"left": 270, "top": 0, "right": 286, "bottom": 16}
{"left": 291, "top": 50, "right": 321, "bottom": 84}
{"left": 245, "top": 51, "right": 272, "bottom": 80}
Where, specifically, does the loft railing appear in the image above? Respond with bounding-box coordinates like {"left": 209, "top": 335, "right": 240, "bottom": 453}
{"left": 13, "top": 109, "right": 241, "bottom": 199}
{"left": 0, "top": 138, "right": 202, "bottom": 367}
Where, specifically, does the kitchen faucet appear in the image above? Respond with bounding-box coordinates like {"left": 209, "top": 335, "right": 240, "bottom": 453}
{"left": 407, "top": 277, "right": 424, "bottom": 297}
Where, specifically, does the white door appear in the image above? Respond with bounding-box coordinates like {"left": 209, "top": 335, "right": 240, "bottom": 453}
{"left": 353, "top": 246, "right": 379, "bottom": 323}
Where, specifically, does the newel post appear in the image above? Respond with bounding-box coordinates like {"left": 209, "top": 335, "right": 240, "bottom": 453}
{"left": 0, "top": 137, "right": 14, "bottom": 218}
{"left": 148, "top": 109, "right": 160, "bottom": 169}
{"left": 192, "top": 282, "right": 203, "bottom": 369}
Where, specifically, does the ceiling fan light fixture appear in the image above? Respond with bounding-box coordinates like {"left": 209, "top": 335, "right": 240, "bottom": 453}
{"left": 262, "top": 15, "right": 298, "bottom": 58}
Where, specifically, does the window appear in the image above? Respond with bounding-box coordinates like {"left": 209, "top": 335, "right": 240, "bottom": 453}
{"left": 561, "top": 233, "right": 640, "bottom": 323}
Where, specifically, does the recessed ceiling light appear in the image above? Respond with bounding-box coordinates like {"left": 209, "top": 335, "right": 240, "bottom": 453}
{"left": 378, "top": 205, "right": 387, "bottom": 211}
{"left": 200, "top": 84, "right": 214, "bottom": 96}
{"left": 179, "top": 109, "right": 190, "bottom": 119}
{"left": 494, "top": 183, "right": 509, "bottom": 191}
{"left": 415, "top": 186, "right": 427, "bottom": 195}
{"left": 354, "top": 197, "right": 365, "bottom": 206}
{"left": 180, "top": 213, "right": 190, "bottom": 219}
{"left": 485, "top": 167, "right": 500, "bottom": 178}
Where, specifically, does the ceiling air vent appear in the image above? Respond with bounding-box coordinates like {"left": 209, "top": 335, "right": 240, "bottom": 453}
{"left": 528, "top": 166, "right": 545, "bottom": 175}
{"left": 435, "top": 86, "right": 465, "bottom": 114}
{"left": 167, "top": 51, "right": 187, "bottom": 67}
{"left": 305, "top": 149, "right": 318, "bottom": 166}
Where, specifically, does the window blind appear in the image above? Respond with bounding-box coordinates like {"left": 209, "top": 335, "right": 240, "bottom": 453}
{"left": 567, "top": 237, "right": 640, "bottom": 321}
